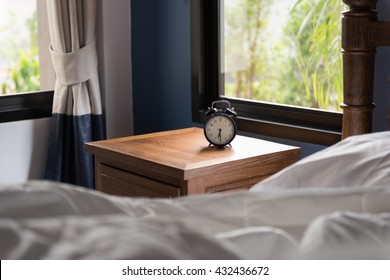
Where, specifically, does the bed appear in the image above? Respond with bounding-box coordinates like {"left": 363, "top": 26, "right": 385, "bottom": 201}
{"left": 1, "top": 0, "right": 390, "bottom": 260}
{"left": 1, "top": 131, "right": 390, "bottom": 260}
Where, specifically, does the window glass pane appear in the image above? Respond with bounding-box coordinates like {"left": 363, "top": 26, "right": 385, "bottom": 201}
{"left": 0, "top": 0, "right": 40, "bottom": 95}
{"left": 222, "top": 0, "right": 343, "bottom": 112}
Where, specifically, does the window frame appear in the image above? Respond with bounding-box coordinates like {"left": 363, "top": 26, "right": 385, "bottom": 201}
{"left": 190, "top": 0, "right": 342, "bottom": 146}
{"left": 0, "top": 0, "right": 53, "bottom": 124}
{"left": 0, "top": 91, "right": 53, "bottom": 123}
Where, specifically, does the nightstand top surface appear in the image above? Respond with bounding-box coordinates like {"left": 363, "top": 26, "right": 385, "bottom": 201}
{"left": 85, "top": 127, "right": 300, "bottom": 173}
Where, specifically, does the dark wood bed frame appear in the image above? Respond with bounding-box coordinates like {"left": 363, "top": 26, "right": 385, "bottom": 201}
{"left": 342, "top": 0, "right": 390, "bottom": 138}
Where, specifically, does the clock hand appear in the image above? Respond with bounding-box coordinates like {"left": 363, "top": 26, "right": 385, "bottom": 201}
{"left": 218, "top": 128, "right": 222, "bottom": 141}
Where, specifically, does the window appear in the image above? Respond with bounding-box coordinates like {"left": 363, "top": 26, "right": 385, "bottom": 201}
{"left": 191, "top": 0, "right": 342, "bottom": 145}
{"left": 0, "top": 0, "right": 53, "bottom": 123}
{"left": 1, "top": 0, "right": 40, "bottom": 94}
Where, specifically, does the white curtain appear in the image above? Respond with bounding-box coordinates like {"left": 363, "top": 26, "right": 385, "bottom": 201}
{"left": 44, "top": 0, "right": 105, "bottom": 189}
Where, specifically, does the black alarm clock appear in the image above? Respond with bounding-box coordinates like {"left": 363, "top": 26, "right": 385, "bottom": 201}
{"left": 204, "top": 100, "right": 237, "bottom": 147}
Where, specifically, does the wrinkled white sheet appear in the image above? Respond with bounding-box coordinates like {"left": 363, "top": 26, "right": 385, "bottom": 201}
{"left": 1, "top": 181, "right": 390, "bottom": 259}
{"left": 300, "top": 212, "right": 390, "bottom": 259}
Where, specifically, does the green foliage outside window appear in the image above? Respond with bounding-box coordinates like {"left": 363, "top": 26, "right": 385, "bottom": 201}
{"left": 0, "top": 10, "right": 40, "bottom": 95}
{"left": 223, "top": 0, "right": 344, "bottom": 111}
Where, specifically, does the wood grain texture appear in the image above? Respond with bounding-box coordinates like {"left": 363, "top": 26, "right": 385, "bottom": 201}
{"left": 99, "top": 164, "right": 180, "bottom": 197}
{"left": 86, "top": 127, "right": 300, "bottom": 197}
{"left": 341, "top": 1, "right": 377, "bottom": 138}
{"left": 369, "top": 21, "right": 390, "bottom": 47}
{"left": 341, "top": 0, "right": 390, "bottom": 138}
{"left": 343, "top": 0, "right": 377, "bottom": 8}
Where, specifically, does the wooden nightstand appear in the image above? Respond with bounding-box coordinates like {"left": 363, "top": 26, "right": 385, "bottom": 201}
{"left": 85, "top": 127, "right": 300, "bottom": 197}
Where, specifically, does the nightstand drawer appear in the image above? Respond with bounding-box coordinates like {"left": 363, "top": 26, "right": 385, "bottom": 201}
{"left": 98, "top": 164, "right": 180, "bottom": 198}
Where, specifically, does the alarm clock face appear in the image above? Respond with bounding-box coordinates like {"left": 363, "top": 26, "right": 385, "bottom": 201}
{"left": 204, "top": 114, "right": 237, "bottom": 146}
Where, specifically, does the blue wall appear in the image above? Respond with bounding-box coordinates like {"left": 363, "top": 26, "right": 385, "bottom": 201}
{"left": 132, "top": 0, "right": 193, "bottom": 134}
{"left": 373, "top": 0, "right": 390, "bottom": 132}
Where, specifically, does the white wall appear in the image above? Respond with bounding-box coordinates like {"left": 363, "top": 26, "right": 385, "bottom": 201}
{"left": 97, "top": 0, "right": 133, "bottom": 138}
{"left": 0, "top": 118, "right": 51, "bottom": 183}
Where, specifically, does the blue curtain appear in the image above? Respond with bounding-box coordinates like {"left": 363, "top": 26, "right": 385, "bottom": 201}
{"left": 44, "top": 0, "right": 105, "bottom": 189}
{"left": 45, "top": 113, "right": 105, "bottom": 189}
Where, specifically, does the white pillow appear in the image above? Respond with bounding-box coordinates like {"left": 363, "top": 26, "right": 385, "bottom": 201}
{"left": 251, "top": 131, "right": 390, "bottom": 191}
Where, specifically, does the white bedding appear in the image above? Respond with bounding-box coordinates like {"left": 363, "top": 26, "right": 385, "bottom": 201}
{"left": 251, "top": 131, "right": 390, "bottom": 191}
{"left": 1, "top": 181, "right": 390, "bottom": 259}
{"left": 1, "top": 132, "right": 390, "bottom": 259}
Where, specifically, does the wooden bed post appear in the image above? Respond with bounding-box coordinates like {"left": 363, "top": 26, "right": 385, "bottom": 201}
{"left": 341, "top": 0, "right": 378, "bottom": 139}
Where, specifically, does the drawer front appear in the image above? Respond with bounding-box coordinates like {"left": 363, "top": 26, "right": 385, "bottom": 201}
{"left": 98, "top": 164, "right": 180, "bottom": 198}
{"left": 205, "top": 176, "right": 264, "bottom": 194}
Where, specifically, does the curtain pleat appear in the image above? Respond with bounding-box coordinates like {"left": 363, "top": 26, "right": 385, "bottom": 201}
{"left": 44, "top": 0, "right": 105, "bottom": 189}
